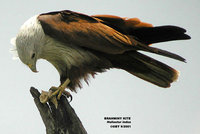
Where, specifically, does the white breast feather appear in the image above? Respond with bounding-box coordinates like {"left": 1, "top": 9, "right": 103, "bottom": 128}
{"left": 42, "top": 36, "right": 98, "bottom": 74}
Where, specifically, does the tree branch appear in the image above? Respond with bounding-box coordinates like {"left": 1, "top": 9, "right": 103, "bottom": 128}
{"left": 30, "top": 87, "right": 87, "bottom": 134}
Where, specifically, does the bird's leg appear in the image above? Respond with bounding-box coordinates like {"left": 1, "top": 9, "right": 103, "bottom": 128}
{"left": 49, "top": 78, "right": 71, "bottom": 100}
{"left": 57, "top": 79, "right": 71, "bottom": 99}
{"left": 39, "top": 78, "right": 71, "bottom": 108}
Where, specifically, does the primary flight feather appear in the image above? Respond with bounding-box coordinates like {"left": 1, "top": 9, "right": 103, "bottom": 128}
{"left": 12, "top": 10, "right": 190, "bottom": 104}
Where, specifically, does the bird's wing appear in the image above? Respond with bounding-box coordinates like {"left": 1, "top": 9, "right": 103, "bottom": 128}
{"left": 38, "top": 10, "right": 138, "bottom": 54}
{"left": 91, "top": 14, "right": 153, "bottom": 35}
{"left": 92, "top": 15, "right": 190, "bottom": 44}
{"left": 38, "top": 10, "right": 188, "bottom": 62}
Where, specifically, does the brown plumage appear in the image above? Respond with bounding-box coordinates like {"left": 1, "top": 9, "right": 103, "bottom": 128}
{"left": 29, "top": 10, "right": 190, "bottom": 91}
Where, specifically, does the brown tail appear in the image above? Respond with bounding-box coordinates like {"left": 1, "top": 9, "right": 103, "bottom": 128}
{"left": 109, "top": 51, "right": 179, "bottom": 88}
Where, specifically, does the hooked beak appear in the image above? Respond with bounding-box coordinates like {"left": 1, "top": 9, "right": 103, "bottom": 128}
{"left": 28, "top": 64, "right": 38, "bottom": 73}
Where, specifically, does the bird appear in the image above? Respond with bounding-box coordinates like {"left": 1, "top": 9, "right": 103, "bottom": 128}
{"left": 11, "top": 10, "right": 190, "bottom": 106}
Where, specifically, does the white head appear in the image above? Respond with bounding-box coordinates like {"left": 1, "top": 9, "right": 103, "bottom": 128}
{"left": 12, "top": 15, "right": 46, "bottom": 72}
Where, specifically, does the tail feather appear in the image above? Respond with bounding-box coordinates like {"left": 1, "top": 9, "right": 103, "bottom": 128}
{"left": 88, "top": 16, "right": 189, "bottom": 87}
{"left": 109, "top": 51, "right": 179, "bottom": 88}
{"left": 130, "top": 25, "right": 191, "bottom": 44}
{"left": 134, "top": 42, "right": 186, "bottom": 62}
{"left": 127, "top": 52, "right": 179, "bottom": 87}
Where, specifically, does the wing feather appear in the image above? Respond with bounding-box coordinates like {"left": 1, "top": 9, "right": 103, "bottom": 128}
{"left": 38, "top": 10, "right": 189, "bottom": 62}
{"left": 92, "top": 14, "right": 153, "bottom": 35}
{"left": 38, "top": 10, "right": 135, "bottom": 54}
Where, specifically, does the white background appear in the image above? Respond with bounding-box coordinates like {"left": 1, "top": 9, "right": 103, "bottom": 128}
{"left": 1, "top": 0, "right": 199, "bottom": 134}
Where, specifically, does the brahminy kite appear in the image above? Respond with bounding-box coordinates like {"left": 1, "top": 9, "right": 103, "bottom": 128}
{"left": 11, "top": 10, "right": 190, "bottom": 106}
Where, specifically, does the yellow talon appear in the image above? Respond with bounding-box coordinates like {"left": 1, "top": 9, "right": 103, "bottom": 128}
{"left": 39, "top": 78, "right": 71, "bottom": 108}
{"left": 39, "top": 90, "right": 49, "bottom": 103}
{"left": 49, "top": 87, "right": 60, "bottom": 98}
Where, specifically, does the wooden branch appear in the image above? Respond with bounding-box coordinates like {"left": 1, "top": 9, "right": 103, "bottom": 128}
{"left": 30, "top": 87, "right": 87, "bottom": 134}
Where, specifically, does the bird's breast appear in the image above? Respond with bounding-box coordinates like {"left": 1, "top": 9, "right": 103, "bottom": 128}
{"left": 40, "top": 36, "right": 99, "bottom": 75}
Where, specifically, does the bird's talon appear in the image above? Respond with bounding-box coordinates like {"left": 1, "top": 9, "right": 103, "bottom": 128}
{"left": 57, "top": 87, "right": 65, "bottom": 100}
{"left": 39, "top": 79, "right": 71, "bottom": 107}
{"left": 49, "top": 88, "right": 60, "bottom": 98}
{"left": 63, "top": 90, "right": 73, "bottom": 102}
{"left": 39, "top": 90, "right": 49, "bottom": 103}
{"left": 50, "top": 96, "right": 58, "bottom": 108}
{"left": 49, "top": 86, "right": 58, "bottom": 91}
{"left": 68, "top": 95, "right": 73, "bottom": 102}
